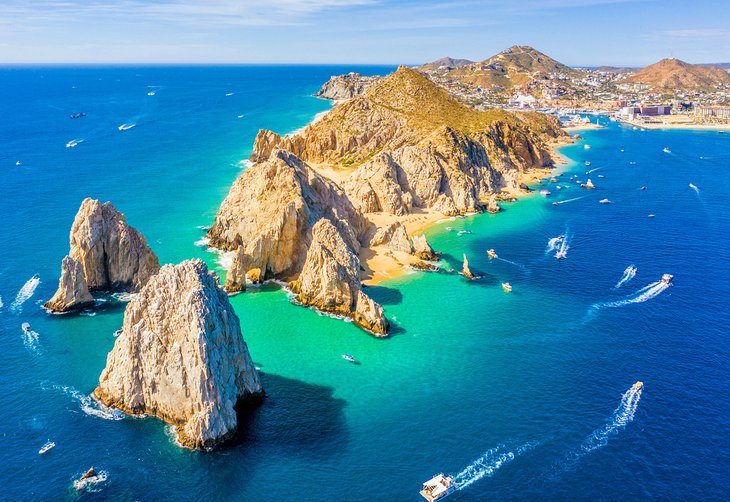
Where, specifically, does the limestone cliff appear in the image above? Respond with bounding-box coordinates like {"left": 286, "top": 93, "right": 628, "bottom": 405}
{"left": 294, "top": 218, "right": 388, "bottom": 336}
{"left": 370, "top": 221, "right": 412, "bottom": 254}
{"left": 94, "top": 260, "right": 263, "bottom": 449}
{"left": 412, "top": 235, "right": 437, "bottom": 261}
{"left": 46, "top": 198, "right": 160, "bottom": 312}
{"left": 207, "top": 149, "right": 369, "bottom": 282}
{"left": 44, "top": 256, "right": 95, "bottom": 312}
{"left": 251, "top": 67, "right": 563, "bottom": 216}
{"left": 314, "top": 72, "right": 382, "bottom": 100}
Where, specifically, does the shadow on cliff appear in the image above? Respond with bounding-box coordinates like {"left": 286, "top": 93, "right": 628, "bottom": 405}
{"left": 361, "top": 284, "right": 403, "bottom": 306}
{"left": 232, "top": 372, "right": 347, "bottom": 456}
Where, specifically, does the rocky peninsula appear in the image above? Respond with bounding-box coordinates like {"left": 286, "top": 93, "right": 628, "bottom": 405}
{"left": 207, "top": 66, "right": 564, "bottom": 335}
{"left": 94, "top": 259, "right": 263, "bottom": 449}
{"left": 45, "top": 198, "right": 160, "bottom": 313}
{"left": 314, "top": 72, "right": 382, "bottom": 100}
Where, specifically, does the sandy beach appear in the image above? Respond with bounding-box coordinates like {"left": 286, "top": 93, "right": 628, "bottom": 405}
{"left": 618, "top": 116, "right": 730, "bottom": 131}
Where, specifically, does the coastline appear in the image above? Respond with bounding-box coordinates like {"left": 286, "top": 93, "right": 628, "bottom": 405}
{"left": 618, "top": 117, "right": 730, "bottom": 131}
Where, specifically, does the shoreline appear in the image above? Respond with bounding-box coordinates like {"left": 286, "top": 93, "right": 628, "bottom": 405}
{"left": 618, "top": 117, "right": 730, "bottom": 131}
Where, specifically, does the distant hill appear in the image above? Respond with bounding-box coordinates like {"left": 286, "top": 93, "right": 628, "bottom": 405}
{"left": 420, "top": 57, "right": 474, "bottom": 71}
{"left": 627, "top": 58, "right": 730, "bottom": 91}
{"left": 699, "top": 62, "right": 730, "bottom": 70}
{"left": 445, "top": 45, "right": 581, "bottom": 89}
{"left": 592, "top": 66, "right": 637, "bottom": 74}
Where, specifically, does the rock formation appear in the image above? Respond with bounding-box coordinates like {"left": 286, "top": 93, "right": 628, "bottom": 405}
{"left": 94, "top": 259, "right": 263, "bottom": 449}
{"left": 207, "top": 149, "right": 369, "bottom": 282}
{"left": 44, "top": 256, "right": 95, "bottom": 312}
{"left": 461, "top": 253, "right": 478, "bottom": 280}
{"left": 314, "top": 72, "right": 382, "bottom": 100}
{"left": 251, "top": 67, "right": 562, "bottom": 217}
{"left": 487, "top": 194, "right": 501, "bottom": 214}
{"left": 46, "top": 198, "right": 160, "bottom": 312}
{"left": 412, "top": 234, "right": 437, "bottom": 261}
{"left": 293, "top": 219, "right": 388, "bottom": 336}
{"left": 370, "top": 221, "right": 412, "bottom": 253}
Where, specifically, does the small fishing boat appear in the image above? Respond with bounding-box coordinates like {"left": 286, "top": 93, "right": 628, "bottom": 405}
{"left": 633, "top": 381, "right": 643, "bottom": 390}
{"left": 663, "top": 147, "right": 671, "bottom": 153}
{"left": 502, "top": 282, "right": 512, "bottom": 292}
{"left": 147, "top": 91, "right": 156, "bottom": 96}
{"left": 38, "top": 441, "right": 55, "bottom": 455}
{"left": 342, "top": 354, "right": 355, "bottom": 363}
{"left": 69, "top": 112, "right": 86, "bottom": 119}
{"left": 15, "top": 161, "right": 22, "bottom": 166}
{"left": 420, "top": 473, "right": 456, "bottom": 502}
{"left": 689, "top": 183, "right": 698, "bottom": 190}
{"left": 22, "top": 322, "right": 31, "bottom": 333}
{"left": 599, "top": 198, "right": 611, "bottom": 204}
{"left": 640, "top": 186, "right": 647, "bottom": 190}
{"left": 661, "top": 274, "right": 673, "bottom": 285}
{"left": 487, "top": 249, "right": 498, "bottom": 259}
{"left": 648, "top": 214, "right": 655, "bottom": 218}
{"left": 539, "top": 189, "right": 551, "bottom": 196}
{"left": 584, "top": 161, "right": 590, "bottom": 166}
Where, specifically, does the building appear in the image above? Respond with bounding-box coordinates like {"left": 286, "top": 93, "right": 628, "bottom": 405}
{"left": 511, "top": 94, "right": 537, "bottom": 108}
{"left": 638, "top": 103, "right": 672, "bottom": 116}
{"left": 695, "top": 106, "right": 730, "bottom": 120}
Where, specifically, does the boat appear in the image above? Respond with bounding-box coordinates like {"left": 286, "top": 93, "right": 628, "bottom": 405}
{"left": 445, "top": 227, "right": 452, "bottom": 231}
{"left": 540, "top": 189, "right": 551, "bottom": 196}
{"left": 599, "top": 198, "right": 611, "bottom": 204}
{"left": 457, "top": 230, "right": 473, "bottom": 236}
{"left": 663, "top": 147, "right": 671, "bottom": 153}
{"left": 15, "top": 161, "right": 22, "bottom": 166}
{"left": 661, "top": 274, "right": 673, "bottom": 285}
{"left": 69, "top": 112, "right": 86, "bottom": 119}
{"left": 420, "top": 473, "right": 456, "bottom": 502}
{"left": 487, "top": 249, "right": 498, "bottom": 259}
{"left": 555, "top": 251, "right": 567, "bottom": 260}
{"left": 549, "top": 177, "right": 557, "bottom": 183}
{"left": 147, "top": 91, "right": 155, "bottom": 96}
{"left": 38, "top": 441, "right": 55, "bottom": 455}
{"left": 584, "top": 144, "right": 591, "bottom": 150}
{"left": 633, "top": 381, "right": 643, "bottom": 390}
{"left": 502, "top": 282, "right": 512, "bottom": 292}
{"left": 640, "top": 186, "right": 647, "bottom": 190}
{"left": 22, "top": 322, "right": 31, "bottom": 333}
{"left": 556, "top": 185, "right": 562, "bottom": 190}
{"left": 66, "top": 140, "right": 79, "bottom": 148}
{"left": 581, "top": 179, "right": 595, "bottom": 189}
{"left": 342, "top": 354, "right": 355, "bottom": 363}
{"left": 225, "top": 92, "right": 234, "bottom": 96}
{"left": 648, "top": 214, "right": 655, "bottom": 218}
{"left": 552, "top": 201, "right": 559, "bottom": 205}
{"left": 584, "top": 161, "right": 591, "bottom": 166}
{"left": 117, "top": 123, "right": 135, "bottom": 131}
{"left": 620, "top": 149, "right": 625, "bottom": 153}
{"left": 689, "top": 183, "right": 698, "bottom": 190}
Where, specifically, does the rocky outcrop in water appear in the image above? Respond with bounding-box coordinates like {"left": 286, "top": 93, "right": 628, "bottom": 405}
{"left": 94, "top": 259, "right": 263, "bottom": 449}
{"left": 44, "top": 256, "right": 95, "bottom": 312}
{"left": 314, "top": 72, "right": 382, "bottom": 100}
{"left": 354, "top": 290, "right": 389, "bottom": 335}
{"left": 461, "top": 253, "right": 478, "bottom": 279}
{"left": 412, "top": 234, "right": 437, "bottom": 261}
{"left": 46, "top": 198, "right": 160, "bottom": 312}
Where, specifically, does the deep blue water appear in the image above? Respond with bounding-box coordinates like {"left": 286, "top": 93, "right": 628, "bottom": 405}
{"left": 0, "top": 67, "right": 729, "bottom": 500}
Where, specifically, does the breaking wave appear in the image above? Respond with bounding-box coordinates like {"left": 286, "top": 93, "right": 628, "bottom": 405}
{"left": 453, "top": 442, "right": 537, "bottom": 491}
{"left": 42, "top": 382, "right": 125, "bottom": 421}
{"left": 614, "top": 265, "right": 637, "bottom": 288}
{"left": 10, "top": 274, "right": 40, "bottom": 313}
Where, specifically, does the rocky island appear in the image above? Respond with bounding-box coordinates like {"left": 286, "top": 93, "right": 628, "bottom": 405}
{"left": 207, "top": 66, "right": 564, "bottom": 335}
{"left": 45, "top": 198, "right": 160, "bottom": 313}
{"left": 94, "top": 259, "right": 263, "bottom": 449}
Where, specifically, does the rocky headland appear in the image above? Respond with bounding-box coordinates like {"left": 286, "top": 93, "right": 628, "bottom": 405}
{"left": 45, "top": 198, "right": 160, "bottom": 313}
{"left": 94, "top": 259, "right": 263, "bottom": 449}
{"left": 314, "top": 72, "right": 382, "bottom": 100}
{"left": 208, "top": 66, "right": 564, "bottom": 335}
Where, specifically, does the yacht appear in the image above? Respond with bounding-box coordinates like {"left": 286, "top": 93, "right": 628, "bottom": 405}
{"left": 38, "top": 441, "right": 55, "bottom": 455}
{"left": 342, "top": 354, "right": 355, "bottom": 363}
{"left": 599, "top": 198, "right": 611, "bottom": 204}
{"left": 15, "top": 161, "right": 22, "bottom": 166}
{"left": 661, "top": 274, "right": 673, "bottom": 285}
{"left": 540, "top": 189, "right": 551, "bottom": 196}
{"left": 584, "top": 144, "right": 591, "bottom": 150}
{"left": 663, "top": 147, "right": 671, "bottom": 153}
{"left": 487, "top": 249, "right": 498, "bottom": 259}
{"left": 581, "top": 179, "right": 595, "bottom": 189}
{"left": 420, "top": 474, "right": 456, "bottom": 502}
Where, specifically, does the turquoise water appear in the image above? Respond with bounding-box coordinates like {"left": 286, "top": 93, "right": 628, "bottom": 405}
{"left": 1, "top": 67, "right": 729, "bottom": 500}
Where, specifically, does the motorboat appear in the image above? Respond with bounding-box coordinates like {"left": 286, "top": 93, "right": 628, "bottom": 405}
{"left": 342, "top": 354, "right": 355, "bottom": 363}
{"left": 445, "top": 227, "right": 452, "bottom": 231}
{"left": 661, "top": 274, "right": 673, "bottom": 285}
{"left": 487, "top": 249, "right": 498, "bottom": 259}
{"left": 663, "top": 147, "right": 671, "bottom": 153}
{"left": 555, "top": 251, "right": 567, "bottom": 260}
{"left": 118, "top": 123, "right": 135, "bottom": 131}
{"left": 633, "top": 381, "right": 643, "bottom": 390}
{"left": 581, "top": 179, "right": 595, "bottom": 189}
{"left": 420, "top": 473, "right": 456, "bottom": 502}
{"left": 689, "top": 183, "right": 698, "bottom": 191}
{"left": 640, "top": 186, "right": 647, "bottom": 190}
{"left": 540, "top": 189, "right": 551, "bottom": 196}
{"left": 22, "top": 322, "right": 31, "bottom": 333}
{"left": 147, "top": 91, "right": 156, "bottom": 96}
{"left": 648, "top": 214, "right": 655, "bottom": 218}
{"left": 15, "top": 161, "right": 22, "bottom": 166}
{"left": 599, "top": 198, "right": 611, "bottom": 204}
{"left": 38, "top": 441, "right": 55, "bottom": 455}
{"left": 502, "top": 282, "right": 512, "bottom": 292}
{"left": 457, "top": 230, "right": 473, "bottom": 236}
{"left": 550, "top": 177, "right": 558, "bottom": 183}
{"left": 584, "top": 161, "right": 591, "bottom": 166}
{"left": 584, "top": 144, "right": 591, "bottom": 150}
{"left": 69, "top": 112, "right": 86, "bottom": 119}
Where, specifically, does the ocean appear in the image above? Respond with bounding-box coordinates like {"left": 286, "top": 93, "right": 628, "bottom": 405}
{"left": 0, "top": 66, "right": 728, "bottom": 500}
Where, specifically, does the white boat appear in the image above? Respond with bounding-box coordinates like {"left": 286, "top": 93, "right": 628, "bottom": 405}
{"left": 487, "top": 249, "right": 498, "bottom": 259}
{"left": 581, "top": 179, "right": 595, "bottom": 189}
{"left": 555, "top": 251, "right": 567, "bottom": 260}
{"left": 457, "top": 230, "right": 473, "bottom": 236}
{"left": 15, "top": 161, "right": 22, "bottom": 166}
{"left": 38, "top": 441, "right": 55, "bottom": 455}
{"left": 540, "top": 189, "right": 551, "bottom": 196}
{"left": 420, "top": 473, "right": 456, "bottom": 502}
{"left": 599, "top": 198, "right": 611, "bottom": 204}
{"left": 225, "top": 92, "right": 234, "bottom": 96}
{"left": 584, "top": 144, "right": 591, "bottom": 150}
{"left": 66, "top": 139, "right": 80, "bottom": 148}
{"left": 342, "top": 354, "right": 355, "bottom": 363}
{"left": 22, "top": 322, "right": 31, "bottom": 333}
{"left": 118, "top": 123, "right": 135, "bottom": 131}
{"left": 147, "top": 91, "right": 155, "bottom": 96}
{"left": 597, "top": 174, "right": 605, "bottom": 178}
{"left": 661, "top": 274, "right": 673, "bottom": 285}
{"left": 663, "top": 147, "right": 671, "bottom": 153}
{"left": 648, "top": 214, "right": 655, "bottom": 218}
{"left": 689, "top": 183, "right": 698, "bottom": 190}
{"left": 502, "top": 282, "right": 512, "bottom": 292}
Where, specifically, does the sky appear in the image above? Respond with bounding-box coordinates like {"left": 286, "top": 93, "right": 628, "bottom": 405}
{"left": 0, "top": 0, "right": 728, "bottom": 66}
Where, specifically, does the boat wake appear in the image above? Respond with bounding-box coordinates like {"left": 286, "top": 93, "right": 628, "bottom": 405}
{"left": 117, "top": 123, "right": 136, "bottom": 131}
{"left": 614, "top": 265, "right": 637, "bottom": 288}
{"left": 578, "top": 383, "right": 643, "bottom": 456}
{"left": 495, "top": 257, "right": 529, "bottom": 274}
{"left": 23, "top": 329, "right": 41, "bottom": 354}
{"left": 453, "top": 442, "right": 537, "bottom": 491}
{"left": 42, "top": 382, "right": 125, "bottom": 421}
{"left": 552, "top": 196, "right": 586, "bottom": 205}
{"left": 592, "top": 280, "right": 669, "bottom": 311}
{"left": 545, "top": 235, "right": 565, "bottom": 254}
{"left": 66, "top": 139, "right": 84, "bottom": 148}
{"left": 0, "top": 295, "right": 3, "bottom": 309}
{"left": 689, "top": 183, "right": 700, "bottom": 194}
{"left": 73, "top": 470, "right": 108, "bottom": 492}
{"left": 586, "top": 167, "right": 601, "bottom": 174}
{"left": 10, "top": 274, "right": 40, "bottom": 313}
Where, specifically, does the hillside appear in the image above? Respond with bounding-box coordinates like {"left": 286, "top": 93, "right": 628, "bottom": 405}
{"left": 626, "top": 58, "right": 730, "bottom": 91}
{"left": 420, "top": 56, "right": 475, "bottom": 72}
{"left": 445, "top": 45, "right": 581, "bottom": 89}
